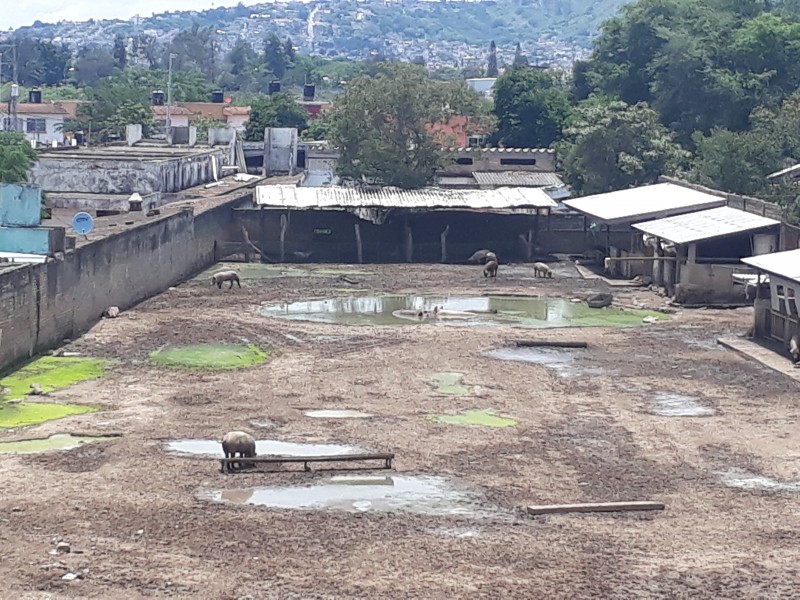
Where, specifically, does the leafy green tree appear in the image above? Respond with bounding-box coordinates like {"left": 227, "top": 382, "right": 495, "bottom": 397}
{"left": 302, "top": 116, "right": 336, "bottom": 141}
{"left": 284, "top": 37, "right": 296, "bottom": 63}
{"left": 492, "top": 66, "right": 572, "bottom": 147}
{"left": 73, "top": 46, "right": 116, "bottom": 87}
{"left": 513, "top": 42, "right": 528, "bottom": 67}
{"left": 0, "top": 132, "right": 37, "bottom": 183}
{"left": 166, "top": 25, "right": 217, "bottom": 80}
{"left": 78, "top": 74, "right": 155, "bottom": 142}
{"left": 557, "top": 100, "right": 689, "bottom": 195}
{"left": 486, "top": 41, "right": 499, "bottom": 77}
{"left": 13, "top": 38, "right": 71, "bottom": 87}
{"left": 263, "top": 34, "right": 287, "bottom": 79}
{"left": 244, "top": 92, "right": 308, "bottom": 141}
{"left": 113, "top": 34, "right": 128, "bottom": 70}
{"left": 328, "top": 63, "right": 487, "bottom": 189}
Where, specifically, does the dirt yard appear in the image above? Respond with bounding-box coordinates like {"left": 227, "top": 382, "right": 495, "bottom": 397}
{"left": 1, "top": 262, "right": 800, "bottom": 599}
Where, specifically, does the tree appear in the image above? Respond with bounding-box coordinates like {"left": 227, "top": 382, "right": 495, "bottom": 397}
{"left": 244, "top": 92, "right": 308, "bottom": 141}
{"left": 513, "top": 42, "right": 528, "bottom": 67}
{"left": 166, "top": 25, "right": 217, "bottom": 80}
{"left": 283, "top": 37, "right": 296, "bottom": 63}
{"left": 113, "top": 34, "right": 128, "bottom": 70}
{"left": 557, "top": 100, "right": 689, "bottom": 195}
{"left": 263, "top": 34, "right": 287, "bottom": 80}
{"left": 78, "top": 73, "right": 155, "bottom": 142}
{"left": 486, "top": 41, "right": 499, "bottom": 77}
{"left": 13, "top": 38, "right": 71, "bottom": 87}
{"left": 0, "top": 132, "right": 37, "bottom": 183}
{"left": 302, "top": 116, "right": 336, "bottom": 141}
{"left": 73, "top": 46, "right": 116, "bottom": 87}
{"left": 328, "top": 63, "right": 487, "bottom": 189}
{"left": 492, "top": 66, "right": 572, "bottom": 148}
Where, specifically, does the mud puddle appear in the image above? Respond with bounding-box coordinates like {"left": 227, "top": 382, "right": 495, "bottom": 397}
{"left": 651, "top": 392, "right": 714, "bottom": 417}
{"left": 0, "top": 433, "right": 116, "bottom": 454}
{"left": 167, "top": 439, "right": 364, "bottom": 457}
{"left": 304, "top": 409, "right": 374, "bottom": 419}
{"left": 428, "top": 409, "right": 517, "bottom": 428}
{"left": 718, "top": 469, "right": 800, "bottom": 492}
{"left": 484, "top": 346, "right": 606, "bottom": 379}
{"left": 200, "top": 474, "right": 496, "bottom": 516}
{"left": 430, "top": 372, "right": 470, "bottom": 395}
{"left": 150, "top": 344, "right": 268, "bottom": 370}
{"left": 259, "top": 295, "right": 667, "bottom": 329}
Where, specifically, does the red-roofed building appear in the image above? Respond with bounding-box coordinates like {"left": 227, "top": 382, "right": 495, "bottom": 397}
{"left": 427, "top": 116, "right": 491, "bottom": 148}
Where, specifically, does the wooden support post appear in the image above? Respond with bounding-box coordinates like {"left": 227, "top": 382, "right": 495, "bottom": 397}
{"left": 440, "top": 225, "right": 450, "bottom": 263}
{"left": 514, "top": 340, "right": 588, "bottom": 349}
{"left": 279, "top": 214, "right": 288, "bottom": 263}
{"left": 354, "top": 222, "right": 363, "bottom": 264}
{"left": 527, "top": 501, "right": 665, "bottom": 516}
{"left": 404, "top": 223, "right": 413, "bottom": 263}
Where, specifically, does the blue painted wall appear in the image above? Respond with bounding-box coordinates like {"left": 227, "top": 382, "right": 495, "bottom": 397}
{"left": 0, "top": 226, "right": 56, "bottom": 254}
{"left": 0, "top": 183, "right": 42, "bottom": 227}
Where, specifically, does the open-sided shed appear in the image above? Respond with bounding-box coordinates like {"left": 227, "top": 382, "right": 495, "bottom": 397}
{"left": 562, "top": 183, "right": 727, "bottom": 278}
{"left": 632, "top": 206, "right": 780, "bottom": 303}
{"left": 741, "top": 248, "right": 800, "bottom": 347}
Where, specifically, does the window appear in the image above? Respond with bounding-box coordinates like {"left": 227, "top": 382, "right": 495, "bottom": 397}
{"left": 455, "top": 157, "right": 473, "bottom": 165}
{"left": 500, "top": 158, "right": 537, "bottom": 166}
{"left": 467, "top": 135, "right": 485, "bottom": 148}
{"left": 26, "top": 118, "right": 46, "bottom": 133}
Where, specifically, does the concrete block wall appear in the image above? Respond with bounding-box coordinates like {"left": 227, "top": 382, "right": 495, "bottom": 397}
{"left": 0, "top": 195, "right": 244, "bottom": 373}
{"left": 0, "top": 183, "right": 42, "bottom": 226}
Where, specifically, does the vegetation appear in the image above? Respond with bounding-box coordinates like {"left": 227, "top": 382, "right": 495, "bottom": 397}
{"left": 244, "top": 93, "right": 309, "bottom": 141}
{"left": 328, "top": 63, "right": 487, "bottom": 189}
{"left": 0, "top": 132, "right": 38, "bottom": 183}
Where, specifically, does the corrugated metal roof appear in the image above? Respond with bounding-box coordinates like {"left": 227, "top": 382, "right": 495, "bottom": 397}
{"left": 255, "top": 185, "right": 557, "bottom": 209}
{"left": 472, "top": 171, "right": 565, "bottom": 187}
{"left": 741, "top": 248, "right": 800, "bottom": 283}
{"left": 632, "top": 206, "right": 779, "bottom": 244}
{"left": 563, "top": 183, "right": 726, "bottom": 224}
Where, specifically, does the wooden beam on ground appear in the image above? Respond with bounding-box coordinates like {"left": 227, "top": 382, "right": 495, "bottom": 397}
{"left": 514, "top": 340, "right": 588, "bottom": 349}
{"left": 218, "top": 452, "right": 395, "bottom": 473}
{"left": 527, "top": 501, "right": 665, "bottom": 516}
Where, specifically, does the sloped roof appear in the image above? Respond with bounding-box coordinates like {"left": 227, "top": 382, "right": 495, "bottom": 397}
{"left": 741, "top": 248, "right": 800, "bottom": 284}
{"left": 256, "top": 184, "right": 556, "bottom": 210}
{"left": 632, "top": 206, "right": 779, "bottom": 244}
{"left": 472, "top": 171, "right": 565, "bottom": 187}
{"left": 151, "top": 105, "right": 193, "bottom": 116}
{"left": 7, "top": 102, "right": 68, "bottom": 115}
{"left": 564, "top": 183, "right": 726, "bottom": 224}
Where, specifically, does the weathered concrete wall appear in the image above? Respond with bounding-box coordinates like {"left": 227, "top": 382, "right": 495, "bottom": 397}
{"left": 442, "top": 148, "right": 557, "bottom": 175}
{"left": 0, "top": 194, "right": 243, "bottom": 373}
{"left": 0, "top": 184, "right": 42, "bottom": 226}
{"left": 30, "top": 149, "right": 226, "bottom": 195}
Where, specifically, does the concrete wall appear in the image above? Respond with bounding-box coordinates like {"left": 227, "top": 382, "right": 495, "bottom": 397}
{"left": 442, "top": 148, "right": 557, "bottom": 175}
{"left": 0, "top": 194, "right": 244, "bottom": 373}
{"left": 264, "top": 128, "right": 299, "bottom": 176}
{"left": 0, "top": 184, "right": 41, "bottom": 226}
{"left": 30, "top": 149, "right": 226, "bottom": 195}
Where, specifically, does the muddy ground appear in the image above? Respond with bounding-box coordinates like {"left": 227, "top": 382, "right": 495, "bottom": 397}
{"left": 2, "top": 262, "right": 800, "bottom": 599}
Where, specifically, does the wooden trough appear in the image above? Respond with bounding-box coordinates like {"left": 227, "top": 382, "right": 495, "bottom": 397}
{"left": 219, "top": 452, "right": 395, "bottom": 474}
{"left": 527, "top": 501, "right": 665, "bottom": 516}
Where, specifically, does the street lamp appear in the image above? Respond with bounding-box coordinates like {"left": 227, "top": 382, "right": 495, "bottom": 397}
{"left": 166, "top": 52, "right": 177, "bottom": 141}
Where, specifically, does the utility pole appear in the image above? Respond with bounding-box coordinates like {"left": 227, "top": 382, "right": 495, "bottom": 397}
{"left": 0, "top": 43, "right": 17, "bottom": 132}
{"left": 166, "top": 52, "right": 176, "bottom": 142}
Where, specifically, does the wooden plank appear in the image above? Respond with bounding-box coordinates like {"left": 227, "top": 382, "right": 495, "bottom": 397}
{"left": 514, "top": 340, "right": 588, "bottom": 349}
{"left": 527, "top": 501, "right": 665, "bottom": 516}
{"left": 218, "top": 453, "right": 394, "bottom": 464}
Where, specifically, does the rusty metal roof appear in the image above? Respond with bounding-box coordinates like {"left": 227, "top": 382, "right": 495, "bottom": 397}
{"left": 742, "top": 249, "right": 800, "bottom": 283}
{"left": 255, "top": 185, "right": 556, "bottom": 210}
{"left": 632, "top": 206, "right": 779, "bottom": 244}
{"left": 564, "top": 183, "right": 726, "bottom": 224}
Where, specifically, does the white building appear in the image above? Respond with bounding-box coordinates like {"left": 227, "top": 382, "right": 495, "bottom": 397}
{"left": 0, "top": 101, "right": 69, "bottom": 145}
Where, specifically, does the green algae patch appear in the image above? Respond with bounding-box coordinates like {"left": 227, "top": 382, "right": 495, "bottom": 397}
{"left": 150, "top": 344, "right": 268, "bottom": 370}
{"left": 429, "top": 409, "right": 518, "bottom": 428}
{"left": 0, "top": 433, "right": 116, "bottom": 454}
{"left": 561, "top": 306, "right": 668, "bottom": 328}
{"left": 0, "top": 402, "right": 96, "bottom": 429}
{"left": 0, "top": 356, "right": 108, "bottom": 401}
{"left": 430, "top": 372, "right": 470, "bottom": 395}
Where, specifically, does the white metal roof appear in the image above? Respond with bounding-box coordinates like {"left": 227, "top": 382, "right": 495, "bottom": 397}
{"left": 255, "top": 185, "right": 556, "bottom": 209}
{"left": 741, "top": 248, "right": 800, "bottom": 284}
{"left": 563, "top": 183, "right": 726, "bottom": 224}
{"left": 631, "top": 206, "right": 779, "bottom": 244}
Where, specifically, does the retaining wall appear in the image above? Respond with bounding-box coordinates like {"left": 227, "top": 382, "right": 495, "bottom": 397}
{"left": 0, "top": 195, "right": 242, "bottom": 373}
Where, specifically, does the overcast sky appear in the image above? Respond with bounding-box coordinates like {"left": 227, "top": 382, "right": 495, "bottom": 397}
{"left": 8, "top": 0, "right": 261, "bottom": 30}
